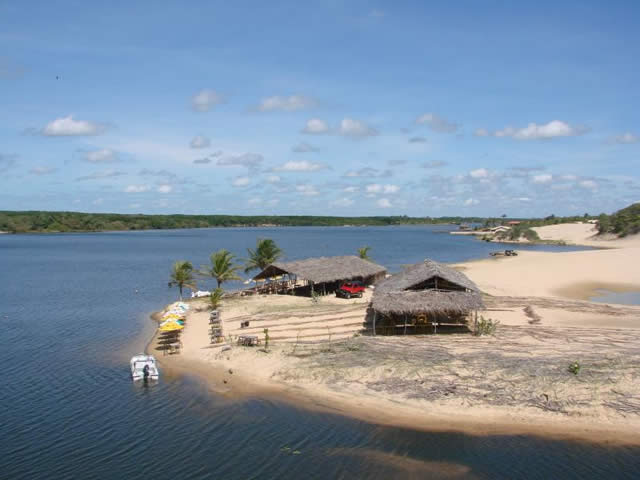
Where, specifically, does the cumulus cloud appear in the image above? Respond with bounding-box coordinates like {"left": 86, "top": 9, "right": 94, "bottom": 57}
{"left": 76, "top": 170, "right": 126, "bottom": 181}
{"left": 331, "top": 197, "right": 355, "bottom": 207}
{"left": 610, "top": 132, "right": 639, "bottom": 144}
{"left": 517, "top": 197, "right": 532, "bottom": 202}
{"left": 408, "top": 136, "right": 427, "bottom": 143}
{"left": 292, "top": 142, "right": 320, "bottom": 153}
{"left": 579, "top": 180, "right": 597, "bottom": 189}
{"left": 343, "top": 186, "right": 359, "bottom": 193}
{"left": 232, "top": 176, "right": 250, "bottom": 187}
{"left": 193, "top": 157, "right": 211, "bottom": 164}
{"left": 124, "top": 184, "right": 151, "bottom": 193}
{"left": 266, "top": 175, "right": 281, "bottom": 184}
{"left": 83, "top": 148, "right": 118, "bottom": 163}
{"left": 255, "top": 95, "right": 315, "bottom": 112}
{"left": 344, "top": 167, "right": 392, "bottom": 178}
{"left": 416, "top": 113, "right": 459, "bottom": 133}
{"left": 296, "top": 184, "right": 319, "bottom": 196}
{"left": 377, "top": 198, "right": 392, "bottom": 208}
{"left": 301, "top": 118, "right": 330, "bottom": 134}
{"left": 217, "top": 153, "right": 264, "bottom": 169}
{"left": 191, "top": 89, "right": 223, "bottom": 112}
{"left": 272, "top": 160, "right": 328, "bottom": 172}
{"left": 190, "top": 135, "right": 211, "bottom": 149}
{"left": 29, "top": 166, "right": 57, "bottom": 175}
{"left": 42, "top": 115, "right": 105, "bottom": 136}
{"left": 469, "top": 168, "right": 489, "bottom": 179}
{"left": 366, "top": 184, "right": 399, "bottom": 194}
{"left": 422, "top": 160, "right": 447, "bottom": 169}
{"left": 464, "top": 198, "right": 479, "bottom": 206}
{"left": 157, "top": 185, "right": 173, "bottom": 194}
{"left": 474, "top": 128, "right": 489, "bottom": 137}
{"left": 532, "top": 173, "right": 553, "bottom": 184}
{"left": 338, "top": 118, "right": 378, "bottom": 138}
{"left": 494, "top": 120, "right": 586, "bottom": 140}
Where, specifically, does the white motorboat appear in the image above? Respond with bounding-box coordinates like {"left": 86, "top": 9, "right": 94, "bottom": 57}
{"left": 130, "top": 354, "right": 159, "bottom": 381}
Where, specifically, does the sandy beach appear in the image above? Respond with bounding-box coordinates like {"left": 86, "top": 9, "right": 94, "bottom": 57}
{"left": 150, "top": 223, "right": 640, "bottom": 444}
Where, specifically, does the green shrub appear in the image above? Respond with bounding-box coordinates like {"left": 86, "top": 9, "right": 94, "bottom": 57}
{"left": 568, "top": 361, "right": 581, "bottom": 375}
{"left": 473, "top": 316, "right": 499, "bottom": 336}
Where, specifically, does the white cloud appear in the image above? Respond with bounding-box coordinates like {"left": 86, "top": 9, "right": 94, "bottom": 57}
{"left": 43, "top": 115, "right": 104, "bottom": 136}
{"left": 302, "top": 118, "right": 330, "bottom": 134}
{"left": 344, "top": 167, "right": 391, "bottom": 178}
{"left": 560, "top": 174, "right": 577, "bottom": 181}
{"left": 331, "top": 197, "right": 355, "bottom": 207}
{"left": 190, "top": 135, "right": 210, "bottom": 149}
{"left": 343, "top": 186, "right": 359, "bottom": 193}
{"left": 248, "top": 197, "right": 262, "bottom": 205}
{"left": 29, "top": 166, "right": 57, "bottom": 175}
{"left": 464, "top": 198, "right": 479, "bottom": 206}
{"left": 474, "top": 128, "right": 489, "bottom": 137}
{"left": 266, "top": 175, "right": 281, "bottom": 184}
{"left": 377, "top": 198, "right": 392, "bottom": 208}
{"left": 76, "top": 169, "right": 126, "bottom": 181}
{"left": 273, "top": 160, "right": 327, "bottom": 172}
{"left": 416, "top": 113, "right": 458, "bottom": 133}
{"left": 292, "top": 142, "right": 320, "bottom": 153}
{"left": 256, "top": 95, "right": 315, "bottom": 112}
{"left": 157, "top": 185, "right": 173, "bottom": 194}
{"left": 232, "top": 176, "right": 250, "bottom": 187}
{"left": 338, "top": 118, "right": 378, "bottom": 138}
{"left": 470, "top": 168, "right": 489, "bottom": 179}
{"left": 193, "top": 157, "right": 211, "bottom": 164}
{"left": 579, "top": 180, "right": 597, "bottom": 189}
{"left": 532, "top": 174, "right": 553, "bottom": 184}
{"left": 422, "top": 160, "right": 447, "bottom": 169}
{"left": 295, "top": 184, "right": 319, "bottom": 196}
{"left": 366, "top": 184, "right": 399, "bottom": 194}
{"left": 517, "top": 197, "right": 531, "bottom": 202}
{"left": 83, "top": 148, "right": 117, "bottom": 163}
{"left": 124, "top": 184, "right": 151, "bottom": 193}
{"left": 494, "top": 120, "right": 585, "bottom": 140}
{"left": 217, "top": 153, "right": 263, "bottom": 168}
{"left": 611, "top": 132, "right": 638, "bottom": 144}
{"left": 191, "top": 89, "right": 223, "bottom": 112}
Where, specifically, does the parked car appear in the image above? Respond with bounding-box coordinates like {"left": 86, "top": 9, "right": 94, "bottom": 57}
{"left": 336, "top": 281, "right": 365, "bottom": 298}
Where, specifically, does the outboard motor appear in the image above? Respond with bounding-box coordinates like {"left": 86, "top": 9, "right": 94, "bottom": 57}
{"left": 143, "top": 364, "right": 150, "bottom": 382}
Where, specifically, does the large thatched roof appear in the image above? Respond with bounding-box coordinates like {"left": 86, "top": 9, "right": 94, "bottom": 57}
{"left": 253, "top": 255, "right": 386, "bottom": 284}
{"left": 372, "top": 259, "right": 483, "bottom": 315}
{"left": 376, "top": 259, "right": 480, "bottom": 293}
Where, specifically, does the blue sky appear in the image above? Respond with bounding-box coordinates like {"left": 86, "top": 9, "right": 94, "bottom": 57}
{"left": 1, "top": 1, "right": 639, "bottom": 217}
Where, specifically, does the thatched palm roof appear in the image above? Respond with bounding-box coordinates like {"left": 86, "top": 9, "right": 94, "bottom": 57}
{"left": 372, "top": 259, "right": 483, "bottom": 315}
{"left": 253, "top": 255, "right": 386, "bottom": 284}
{"left": 376, "top": 259, "right": 480, "bottom": 293}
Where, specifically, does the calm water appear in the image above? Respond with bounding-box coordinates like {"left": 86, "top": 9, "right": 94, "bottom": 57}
{"left": 590, "top": 290, "right": 640, "bottom": 306}
{"left": 1, "top": 226, "right": 638, "bottom": 479}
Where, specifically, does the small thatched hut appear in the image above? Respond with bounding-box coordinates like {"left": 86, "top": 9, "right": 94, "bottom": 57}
{"left": 253, "top": 255, "right": 387, "bottom": 296}
{"left": 370, "top": 259, "right": 484, "bottom": 335}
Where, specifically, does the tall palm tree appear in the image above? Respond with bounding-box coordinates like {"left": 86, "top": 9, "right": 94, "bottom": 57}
{"left": 200, "top": 249, "right": 242, "bottom": 289}
{"left": 357, "top": 246, "right": 372, "bottom": 261}
{"left": 168, "top": 260, "right": 196, "bottom": 300}
{"left": 244, "top": 238, "right": 283, "bottom": 273}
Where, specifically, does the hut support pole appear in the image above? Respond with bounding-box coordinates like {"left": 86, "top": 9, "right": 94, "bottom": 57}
{"left": 404, "top": 315, "right": 407, "bottom": 335}
{"left": 373, "top": 311, "right": 377, "bottom": 336}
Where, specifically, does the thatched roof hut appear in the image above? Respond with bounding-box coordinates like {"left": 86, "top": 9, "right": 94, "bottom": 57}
{"left": 370, "top": 259, "right": 483, "bottom": 334}
{"left": 253, "top": 255, "right": 386, "bottom": 285}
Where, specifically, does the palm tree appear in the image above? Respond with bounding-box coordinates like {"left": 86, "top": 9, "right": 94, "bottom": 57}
{"left": 200, "top": 249, "right": 241, "bottom": 289}
{"left": 357, "top": 246, "right": 372, "bottom": 261}
{"left": 244, "top": 238, "right": 283, "bottom": 273}
{"left": 168, "top": 260, "right": 196, "bottom": 300}
{"left": 208, "top": 288, "right": 224, "bottom": 310}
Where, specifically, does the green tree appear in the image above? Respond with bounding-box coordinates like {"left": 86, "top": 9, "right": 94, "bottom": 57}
{"left": 357, "top": 246, "right": 372, "bottom": 260}
{"left": 201, "top": 249, "right": 242, "bottom": 288}
{"left": 168, "top": 260, "right": 196, "bottom": 300}
{"left": 208, "top": 288, "right": 224, "bottom": 310}
{"left": 244, "top": 238, "right": 283, "bottom": 273}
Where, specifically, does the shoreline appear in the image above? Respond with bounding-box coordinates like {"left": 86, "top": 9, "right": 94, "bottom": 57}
{"left": 146, "top": 223, "right": 640, "bottom": 446}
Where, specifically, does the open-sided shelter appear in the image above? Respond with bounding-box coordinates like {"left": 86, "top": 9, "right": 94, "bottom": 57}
{"left": 370, "top": 259, "right": 483, "bottom": 334}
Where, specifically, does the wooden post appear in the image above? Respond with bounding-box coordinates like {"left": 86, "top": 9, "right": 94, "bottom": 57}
{"left": 435, "top": 276, "right": 438, "bottom": 291}
{"left": 311, "top": 282, "right": 314, "bottom": 297}
{"left": 404, "top": 315, "right": 407, "bottom": 335}
{"left": 373, "top": 311, "right": 377, "bottom": 336}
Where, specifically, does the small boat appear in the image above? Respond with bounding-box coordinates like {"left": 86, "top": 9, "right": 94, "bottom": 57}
{"left": 130, "top": 354, "right": 159, "bottom": 381}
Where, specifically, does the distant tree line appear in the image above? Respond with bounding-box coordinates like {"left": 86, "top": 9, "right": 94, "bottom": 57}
{"left": 0, "top": 211, "right": 489, "bottom": 233}
{"left": 596, "top": 203, "right": 640, "bottom": 237}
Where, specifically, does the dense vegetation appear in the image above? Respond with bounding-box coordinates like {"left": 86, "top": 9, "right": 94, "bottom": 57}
{"left": 0, "top": 211, "right": 488, "bottom": 233}
{"left": 596, "top": 203, "right": 640, "bottom": 237}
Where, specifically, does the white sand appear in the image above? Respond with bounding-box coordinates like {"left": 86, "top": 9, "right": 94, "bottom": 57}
{"left": 151, "top": 224, "right": 640, "bottom": 444}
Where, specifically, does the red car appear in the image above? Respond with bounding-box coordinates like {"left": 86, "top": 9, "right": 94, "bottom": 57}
{"left": 336, "top": 281, "right": 366, "bottom": 298}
